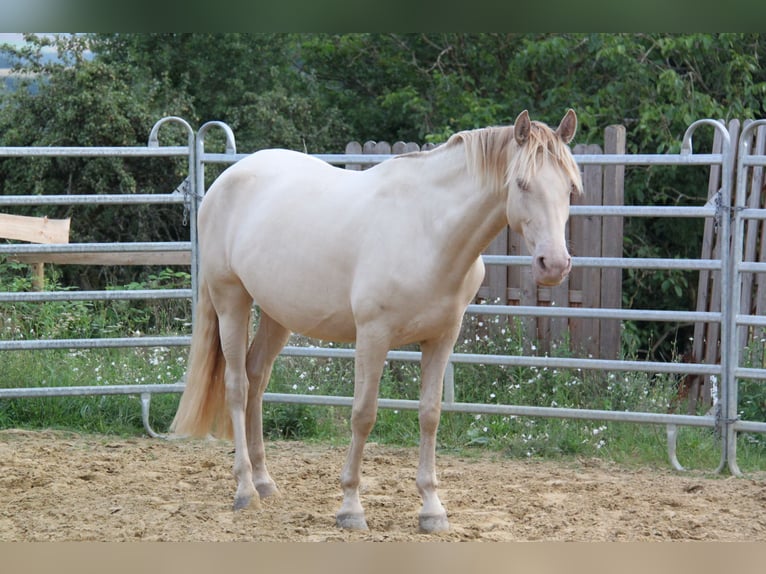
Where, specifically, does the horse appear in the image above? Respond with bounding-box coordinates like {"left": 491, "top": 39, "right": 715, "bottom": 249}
{"left": 170, "top": 109, "right": 582, "bottom": 533}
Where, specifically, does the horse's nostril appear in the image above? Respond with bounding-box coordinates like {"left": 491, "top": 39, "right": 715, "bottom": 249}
{"left": 537, "top": 256, "right": 547, "bottom": 270}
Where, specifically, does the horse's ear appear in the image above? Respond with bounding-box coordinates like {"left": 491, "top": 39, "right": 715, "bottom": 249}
{"left": 514, "top": 110, "right": 531, "bottom": 146}
{"left": 556, "top": 109, "right": 577, "bottom": 144}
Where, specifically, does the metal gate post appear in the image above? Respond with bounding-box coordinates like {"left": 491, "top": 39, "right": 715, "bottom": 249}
{"left": 716, "top": 120, "right": 738, "bottom": 476}
{"left": 682, "top": 119, "right": 733, "bottom": 474}
{"left": 147, "top": 116, "right": 197, "bottom": 320}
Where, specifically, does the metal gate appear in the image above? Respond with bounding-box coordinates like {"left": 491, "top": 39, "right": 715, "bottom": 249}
{"left": 1, "top": 116, "right": 765, "bottom": 475}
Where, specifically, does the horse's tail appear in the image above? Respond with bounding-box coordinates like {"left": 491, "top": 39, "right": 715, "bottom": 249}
{"left": 170, "top": 276, "right": 233, "bottom": 439}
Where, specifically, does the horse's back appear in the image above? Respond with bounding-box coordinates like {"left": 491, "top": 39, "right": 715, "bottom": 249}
{"left": 202, "top": 149, "right": 345, "bottom": 211}
{"left": 199, "top": 149, "right": 355, "bottom": 252}
{"left": 198, "top": 150, "right": 369, "bottom": 339}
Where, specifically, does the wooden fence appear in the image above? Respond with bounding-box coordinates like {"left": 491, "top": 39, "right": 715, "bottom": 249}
{"left": 345, "top": 126, "right": 627, "bottom": 359}
{"left": 688, "top": 119, "right": 766, "bottom": 411}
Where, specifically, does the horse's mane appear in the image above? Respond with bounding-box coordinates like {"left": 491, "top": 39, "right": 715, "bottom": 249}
{"left": 446, "top": 122, "right": 582, "bottom": 195}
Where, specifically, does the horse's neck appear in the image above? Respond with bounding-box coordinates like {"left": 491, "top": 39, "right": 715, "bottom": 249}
{"left": 420, "top": 146, "right": 509, "bottom": 283}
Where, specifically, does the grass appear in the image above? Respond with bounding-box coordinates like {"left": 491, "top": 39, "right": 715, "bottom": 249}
{"left": 2, "top": 257, "right": 766, "bottom": 474}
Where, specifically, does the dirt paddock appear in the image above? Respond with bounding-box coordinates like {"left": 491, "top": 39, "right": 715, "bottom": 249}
{"left": 2, "top": 428, "right": 766, "bottom": 542}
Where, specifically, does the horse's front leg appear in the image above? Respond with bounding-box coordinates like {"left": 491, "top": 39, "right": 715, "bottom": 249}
{"left": 416, "top": 326, "right": 461, "bottom": 533}
{"left": 336, "top": 329, "right": 389, "bottom": 530}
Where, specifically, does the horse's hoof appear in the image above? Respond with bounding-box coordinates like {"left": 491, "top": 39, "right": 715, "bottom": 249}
{"left": 336, "top": 512, "right": 369, "bottom": 531}
{"left": 233, "top": 494, "right": 260, "bottom": 511}
{"left": 419, "top": 513, "right": 450, "bottom": 533}
{"left": 255, "top": 481, "right": 280, "bottom": 499}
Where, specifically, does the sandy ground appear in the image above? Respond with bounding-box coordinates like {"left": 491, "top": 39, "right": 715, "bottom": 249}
{"left": 1, "top": 428, "right": 766, "bottom": 542}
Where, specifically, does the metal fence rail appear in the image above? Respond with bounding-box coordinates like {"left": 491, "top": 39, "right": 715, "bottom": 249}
{"left": 2, "top": 116, "right": 765, "bottom": 475}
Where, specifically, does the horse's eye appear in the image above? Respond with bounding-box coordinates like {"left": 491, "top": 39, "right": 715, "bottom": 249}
{"left": 516, "top": 178, "right": 529, "bottom": 192}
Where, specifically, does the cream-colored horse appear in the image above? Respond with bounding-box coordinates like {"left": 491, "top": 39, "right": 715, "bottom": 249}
{"left": 171, "top": 109, "right": 582, "bottom": 533}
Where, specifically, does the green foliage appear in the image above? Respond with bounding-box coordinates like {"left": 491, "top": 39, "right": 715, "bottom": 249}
{"left": 263, "top": 404, "right": 318, "bottom": 440}
{"left": 88, "top": 33, "right": 352, "bottom": 153}
{"left": 0, "top": 258, "right": 191, "bottom": 340}
{"left": 0, "top": 34, "right": 193, "bottom": 289}
{"left": 0, "top": 346, "right": 185, "bottom": 435}
{"left": 2, "top": 33, "right": 766, "bottom": 358}
{"left": 738, "top": 339, "right": 766, "bottom": 449}
{"left": 0, "top": 257, "right": 190, "bottom": 435}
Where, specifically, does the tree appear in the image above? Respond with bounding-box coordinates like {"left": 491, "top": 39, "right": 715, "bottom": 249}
{"left": 89, "top": 33, "right": 351, "bottom": 153}
{"left": 0, "top": 34, "right": 195, "bottom": 287}
{"left": 2, "top": 33, "right": 764, "bottom": 356}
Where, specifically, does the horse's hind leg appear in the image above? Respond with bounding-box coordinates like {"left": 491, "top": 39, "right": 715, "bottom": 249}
{"left": 211, "top": 281, "right": 257, "bottom": 510}
{"left": 245, "top": 311, "right": 291, "bottom": 499}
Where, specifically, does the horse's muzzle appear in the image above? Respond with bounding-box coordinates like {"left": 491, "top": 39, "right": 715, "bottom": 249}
{"left": 533, "top": 253, "right": 572, "bottom": 286}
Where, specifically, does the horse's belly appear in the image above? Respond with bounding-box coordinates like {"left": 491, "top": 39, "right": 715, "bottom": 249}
{"left": 263, "top": 303, "right": 357, "bottom": 342}
{"left": 247, "top": 277, "right": 358, "bottom": 342}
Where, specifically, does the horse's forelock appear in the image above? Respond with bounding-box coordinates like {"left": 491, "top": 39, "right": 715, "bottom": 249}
{"left": 506, "top": 122, "right": 582, "bottom": 195}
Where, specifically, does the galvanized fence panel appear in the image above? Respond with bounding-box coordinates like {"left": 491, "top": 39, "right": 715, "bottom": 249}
{"left": 0, "top": 116, "right": 197, "bottom": 434}
{"left": 2, "top": 116, "right": 764, "bottom": 473}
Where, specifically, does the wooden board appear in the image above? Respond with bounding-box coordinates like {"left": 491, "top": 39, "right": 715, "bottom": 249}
{"left": 0, "top": 213, "right": 70, "bottom": 244}
{"left": 10, "top": 251, "right": 191, "bottom": 266}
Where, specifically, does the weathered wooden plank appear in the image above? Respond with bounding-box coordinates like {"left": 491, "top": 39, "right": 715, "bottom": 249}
{"left": 600, "top": 125, "right": 626, "bottom": 360}
{"left": 11, "top": 251, "right": 191, "bottom": 266}
{"left": 364, "top": 140, "right": 391, "bottom": 156}
{"left": 1, "top": 213, "right": 72, "bottom": 290}
{"left": 740, "top": 120, "right": 760, "bottom": 350}
{"left": 392, "top": 141, "right": 420, "bottom": 155}
{"left": 484, "top": 228, "right": 508, "bottom": 304}
{"left": 573, "top": 144, "right": 604, "bottom": 358}
{"left": 690, "top": 121, "right": 727, "bottom": 411}
{"left": 567, "top": 143, "right": 589, "bottom": 355}
{"left": 506, "top": 229, "right": 523, "bottom": 307}
{"left": 516, "top": 231, "right": 538, "bottom": 346}
{"left": 344, "top": 141, "right": 363, "bottom": 171}
{"left": 0, "top": 213, "right": 70, "bottom": 244}
{"left": 547, "top": 273, "right": 570, "bottom": 351}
